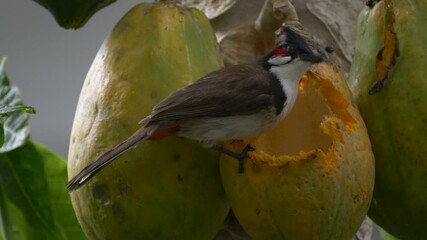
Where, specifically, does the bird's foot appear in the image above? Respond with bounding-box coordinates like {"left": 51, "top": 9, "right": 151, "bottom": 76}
{"left": 237, "top": 144, "right": 255, "bottom": 173}
{"left": 210, "top": 144, "right": 254, "bottom": 173}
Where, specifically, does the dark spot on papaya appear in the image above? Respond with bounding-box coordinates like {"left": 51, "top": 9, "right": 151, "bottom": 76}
{"left": 173, "top": 153, "right": 181, "bottom": 161}
{"left": 117, "top": 179, "right": 129, "bottom": 198}
{"left": 251, "top": 163, "right": 260, "bottom": 172}
{"left": 93, "top": 103, "right": 99, "bottom": 116}
{"left": 92, "top": 184, "right": 112, "bottom": 206}
{"left": 353, "top": 195, "right": 360, "bottom": 204}
{"left": 115, "top": 48, "right": 126, "bottom": 62}
{"left": 255, "top": 208, "right": 261, "bottom": 216}
{"left": 117, "top": 22, "right": 133, "bottom": 33}
{"left": 112, "top": 204, "right": 125, "bottom": 222}
{"left": 309, "top": 153, "right": 318, "bottom": 160}
{"left": 120, "top": 75, "right": 128, "bottom": 81}
{"left": 299, "top": 153, "right": 318, "bottom": 162}
{"left": 177, "top": 175, "right": 183, "bottom": 182}
{"left": 150, "top": 92, "right": 157, "bottom": 99}
{"left": 320, "top": 206, "right": 325, "bottom": 211}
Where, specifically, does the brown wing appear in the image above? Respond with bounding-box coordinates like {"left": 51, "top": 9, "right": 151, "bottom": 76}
{"left": 146, "top": 63, "right": 275, "bottom": 124}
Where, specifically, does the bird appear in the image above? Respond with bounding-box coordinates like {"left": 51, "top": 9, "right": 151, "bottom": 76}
{"left": 67, "top": 27, "right": 324, "bottom": 191}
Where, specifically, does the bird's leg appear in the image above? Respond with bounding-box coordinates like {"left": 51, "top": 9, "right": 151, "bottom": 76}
{"left": 210, "top": 144, "right": 254, "bottom": 173}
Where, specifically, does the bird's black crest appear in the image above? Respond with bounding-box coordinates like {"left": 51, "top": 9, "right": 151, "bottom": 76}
{"left": 282, "top": 27, "right": 313, "bottom": 55}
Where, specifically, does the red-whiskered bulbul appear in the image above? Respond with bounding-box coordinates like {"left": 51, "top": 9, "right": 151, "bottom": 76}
{"left": 67, "top": 27, "right": 323, "bottom": 191}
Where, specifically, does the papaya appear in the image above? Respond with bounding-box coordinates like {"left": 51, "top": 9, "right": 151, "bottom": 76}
{"left": 67, "top": 2, "right": 229, "bottom": 239}
{"left": 33, "top": 0, "right": 116, "bottom": 29}
{"left": 220, "top": 62, "right": 375, "bottom": 239}
{"left": 348, "top": 1, "right": 427, "bottom": 238}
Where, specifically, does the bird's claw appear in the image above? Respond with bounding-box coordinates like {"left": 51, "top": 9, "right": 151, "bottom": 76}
{"left": 210, "top": 143, "right": 255, "bottom": 174}
{"left": 237, "top": 144, "right": 254, "bottom": 174}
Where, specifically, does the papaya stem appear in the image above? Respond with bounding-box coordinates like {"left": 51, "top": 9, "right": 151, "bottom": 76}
{"left": 255, "top": 0, "right": 286, "bottom": 33}
{"left": 255, "top": 0, "right": 301, "bottom": 34}
{"left": 363, "top": 0, "right": 381, "bottom": 8}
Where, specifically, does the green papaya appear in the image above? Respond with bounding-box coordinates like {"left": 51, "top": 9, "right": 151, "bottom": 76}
{"left": 33, "top": 0, "right": 116, "bottom": 29}
{"left": 348, "top": 1, "right": 427, "bottom": 239}
{"left": 67, "top": 2, "right": 229, "bottom": 239}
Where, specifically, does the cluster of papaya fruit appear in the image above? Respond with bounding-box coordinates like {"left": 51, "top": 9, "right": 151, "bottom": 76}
{"left": 51, "top": 0, "right": 425, "bottom": 239}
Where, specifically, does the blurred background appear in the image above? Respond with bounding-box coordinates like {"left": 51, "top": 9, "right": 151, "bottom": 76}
{"left": 0, "top": 0, "right": 150, "bottom": 157}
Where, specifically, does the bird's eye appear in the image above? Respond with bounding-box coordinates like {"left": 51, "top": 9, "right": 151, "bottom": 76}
{"left": 287, "top": 45, "right": 297, "bottom": 56}
{"left": 273, "top": 47, "right": 289, "bottom": 58}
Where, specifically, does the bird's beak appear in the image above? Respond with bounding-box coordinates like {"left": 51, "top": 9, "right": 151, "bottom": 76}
{"left": 299, "top": 53, "right": 324, "bottom": 63}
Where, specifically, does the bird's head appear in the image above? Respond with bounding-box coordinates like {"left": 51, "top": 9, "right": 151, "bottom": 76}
{"left": 267, "top": 27, "right": 324, "bottom": 66}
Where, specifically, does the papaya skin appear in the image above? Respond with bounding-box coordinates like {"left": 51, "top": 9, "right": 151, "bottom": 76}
{"left": 349, "top": 1, "right": 427, "bottom": 239}
{"left": 220, "top": 63, "right": 375, "bottom": 240}
{"left": 67, "top": 3, "right": 229, "bottom": 239}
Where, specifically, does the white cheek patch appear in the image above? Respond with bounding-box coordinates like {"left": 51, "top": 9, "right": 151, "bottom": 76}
{"left": 268, "top": 56, "right": 292, "bottom": 65}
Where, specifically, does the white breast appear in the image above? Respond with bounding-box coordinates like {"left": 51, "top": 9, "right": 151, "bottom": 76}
{"left": 269, "top": 58, "right": 312, "bottom": 120}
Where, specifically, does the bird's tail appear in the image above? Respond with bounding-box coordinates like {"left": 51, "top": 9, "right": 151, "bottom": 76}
{"left": 66, "top": 126, "right": 157, "bottom": 191}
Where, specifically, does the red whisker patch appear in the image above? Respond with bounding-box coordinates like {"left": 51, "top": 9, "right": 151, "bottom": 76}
{"left": 273, "top": 48, "right": 289, "bottom": 57}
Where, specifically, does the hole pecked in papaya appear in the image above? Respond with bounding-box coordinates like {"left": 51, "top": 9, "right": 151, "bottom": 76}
{"left": 239, "top": 64, "right": 356, "bottom": 167}
{"left": 249, "top": 72, "right": 332, "bottom": 157}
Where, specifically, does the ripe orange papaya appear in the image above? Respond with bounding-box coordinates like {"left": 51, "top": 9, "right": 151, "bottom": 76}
{"left": 220, "top": 62, "right": 375, "bottom": 239}
{"left": 67, "top": 2, "right": 229, "bottom": 239}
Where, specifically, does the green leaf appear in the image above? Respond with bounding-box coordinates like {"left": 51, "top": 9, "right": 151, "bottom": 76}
{"left": 0, "top": 106, "right": 36, "bottom": 116}
{"left": 0, "top": 190, "right": 27, "bottom": 240}
{"left": 33, "top": 0, "right": 116, "bottom": 29}
{"left": 0, "top": 106, "right": 36, "bottom": 147}
{"left": 380, "top": 227, "right": 400, "bottom": 240}
{"left": 0, "top": 57, "right": 35, "bottom": 153}
{"left": 0, "top": 127, "right": 3, "bottom": 148}
{"left": 34, "top": 143, "right": 86, "bottom": 239}
{"left": 0, "top": 142, "right": 86, "bottom": 240}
